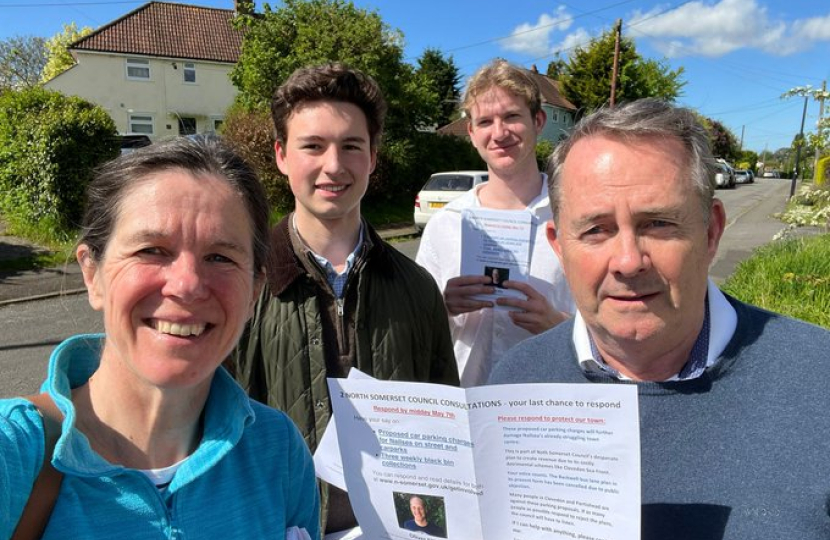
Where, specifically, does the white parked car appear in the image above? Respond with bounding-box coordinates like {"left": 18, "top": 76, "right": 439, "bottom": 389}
{"left": 713, "top": 162, "right": 735, "bottom": 189}
{"left": 413, "top": 171, "right": 488, "bottom": 230}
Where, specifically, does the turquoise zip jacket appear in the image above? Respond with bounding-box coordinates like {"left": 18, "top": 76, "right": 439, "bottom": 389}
{"left": 1, "top": 334, "right": 320, "bottom": 540}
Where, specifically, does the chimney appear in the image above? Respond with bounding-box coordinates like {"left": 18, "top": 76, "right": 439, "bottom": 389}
{"left": 530, "top": 64, "right": 538, "bottom": 73}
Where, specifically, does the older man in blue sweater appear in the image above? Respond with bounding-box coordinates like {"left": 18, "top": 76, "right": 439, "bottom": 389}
{"left": 489, "top": 98, "right": 830, "bottom": 539}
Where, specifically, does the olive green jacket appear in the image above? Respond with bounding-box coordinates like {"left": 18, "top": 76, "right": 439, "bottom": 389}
{"left": 231, "top": 217, "right": 458, "bottom": 531}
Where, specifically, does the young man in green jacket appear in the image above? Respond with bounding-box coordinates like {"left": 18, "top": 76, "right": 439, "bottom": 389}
{"left": 231, "top": 63, "right": 459, "bottom": 535}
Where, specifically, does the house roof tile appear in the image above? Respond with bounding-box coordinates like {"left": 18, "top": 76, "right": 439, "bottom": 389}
{"left": 71, "top": 1, "right": 243, "bottom": 63}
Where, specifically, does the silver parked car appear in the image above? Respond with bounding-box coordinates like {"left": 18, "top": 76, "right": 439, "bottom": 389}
{"left": 734, "top": 169, "right": 754, "bottom": 184}
{"left": 713, "top": 163, "right": 736, "bottom": 189}
{"left": 413, "top": 171, "right": 488, "bottom": 230}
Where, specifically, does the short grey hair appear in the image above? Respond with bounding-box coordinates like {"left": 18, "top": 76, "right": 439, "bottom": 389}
{"left": 547, "top": 98, "right": 716, "bottom": 224}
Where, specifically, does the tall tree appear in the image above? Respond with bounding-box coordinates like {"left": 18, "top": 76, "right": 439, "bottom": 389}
{"left": 231, "top": 0, "right": 433, "bottom": 138}
{"left": 699, "top": 116, "right": 740, "bottom": 162}
{"left": 559, "top": 29, "right": 684, "bottom": 112}
{"left": 41, "top": 23, "right": 93, "bottom": 82}
{"left": 545, "top": 55, "right": 567, "bottom": 80}
{"left": 0, "top": 35, "right": 47, "bottom": 90}
{"left": 415, "top": 48, "right": 461, "bottom": 127}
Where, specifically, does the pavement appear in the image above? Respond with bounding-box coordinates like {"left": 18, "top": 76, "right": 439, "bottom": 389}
{"left": 0, "top": 223, "right": 420, "bottom": 306}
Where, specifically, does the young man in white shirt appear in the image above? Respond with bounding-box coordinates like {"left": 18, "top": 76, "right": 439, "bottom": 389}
{"left": 416, "top": 59, "right": 574, "bottom": 386}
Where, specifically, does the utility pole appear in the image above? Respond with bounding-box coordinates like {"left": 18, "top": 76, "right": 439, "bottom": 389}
{"left": 609, "top": 19, "right": 622, "bottom": 108}
{"left": 790, "top": 95, "right": 808, "bottom": 198}
{"left": 739, "top": 125, "right": 745, "bottom": 151}
{"left": 813, "top": 80, "right": 826, "bottom": 181}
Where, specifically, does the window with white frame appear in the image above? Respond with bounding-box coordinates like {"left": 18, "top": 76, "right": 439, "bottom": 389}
{"left": 211, "top": 117, "right": 224, "bottom": 132}
{"left": 129, "top": 114, "right": 154, "bottom": 135}
{"left": 183, "top": 62, "right": 196, "bottom": 83}
{"left": 126, "top": 58, "right": 150, "bottom": 80}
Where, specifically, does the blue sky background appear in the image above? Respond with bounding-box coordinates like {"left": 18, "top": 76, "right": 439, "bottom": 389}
{"left": 1, "top": 0, "right": 828, "bottom": 154}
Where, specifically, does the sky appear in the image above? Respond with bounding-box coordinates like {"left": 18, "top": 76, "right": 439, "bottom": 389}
{"left": 1, "top": 0, "right": 828, "bottom": 155}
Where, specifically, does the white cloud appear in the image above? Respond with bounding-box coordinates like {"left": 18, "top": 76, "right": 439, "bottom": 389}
{"left": 627, "top": 0, "right": 830, "bottom": 57}
{"left": 502, "top": 6, "right": 574, "bottom": 57}
{"left": 553, "top": 28, "right": 592, "bottom": 55}
{"left": 793, "top": 13, "right": 830, "bottom": 40}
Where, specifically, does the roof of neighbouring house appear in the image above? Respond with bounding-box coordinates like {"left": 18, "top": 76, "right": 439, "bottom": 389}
{"left": 436, "top": 67, "right": 576, "bottom": 137}
{"left": 527, "top": 68, "right": 576, "bottom": 111}
{"left": 70, "top": 1, "right": 244, "bottom": 63}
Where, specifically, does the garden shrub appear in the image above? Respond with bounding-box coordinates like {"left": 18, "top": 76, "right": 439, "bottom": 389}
{"left": 221, "top": 104, "right": 294, "bottom": 215}
{"left": 0, "top": 87, "right": 118, "bottom": 243}
{"left": 535, "top": 139, "right": 555, "bottom": 171}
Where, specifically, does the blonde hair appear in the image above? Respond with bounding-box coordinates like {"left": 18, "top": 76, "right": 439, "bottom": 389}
{"left": 462, "top": 59, "right": 542, "bottom": 119}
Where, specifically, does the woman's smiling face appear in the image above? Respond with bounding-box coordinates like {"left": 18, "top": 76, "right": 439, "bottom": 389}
{"left": 78, "top": 169, "right": 260, "bottom": 390}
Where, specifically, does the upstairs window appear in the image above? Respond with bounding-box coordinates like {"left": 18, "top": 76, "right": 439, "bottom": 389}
{"left": 183, "top": 62, "right": 196, "bottom": 83}
{"left": 126, "top": 58, "right": 150, "bottom": 80}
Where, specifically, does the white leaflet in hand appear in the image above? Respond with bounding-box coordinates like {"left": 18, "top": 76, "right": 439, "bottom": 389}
{"left": 460, "top": 208, "right": 534, "bottom": 310}
{"left": 329, "top": 377, "right": 640, "bottom": 540}
{"left": 313, "top": 369, "right": 375, "bottom": 490}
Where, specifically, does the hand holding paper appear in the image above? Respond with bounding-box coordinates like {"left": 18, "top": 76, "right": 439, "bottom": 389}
{"left": 498, "top": 280, "right": 570, "bottom": 334}
{"left": 443, "top": 275, "right": 494, "bottom": 316}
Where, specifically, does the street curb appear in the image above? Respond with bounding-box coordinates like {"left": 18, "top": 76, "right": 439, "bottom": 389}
{"left": 0, "top": 288, "right": 88, "bottom": 308}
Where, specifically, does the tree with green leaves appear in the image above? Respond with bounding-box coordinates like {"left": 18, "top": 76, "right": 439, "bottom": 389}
{"left": 559, "top": 29, "right": 684, "bottom": 112}
{"left": 705, "top": 118, "right": 740, "bottom": 162}
{"left": 41, "top": 23, "right": 93, "bottom": 83}
{"left": 545, "top": 55, "right": 567, "bottom": 80}
{"left": 737, "top": 149, "right": 759, "bottom": 171}
{"left": 231, "top": 0, "right": 433, "bottom": 138}
{"left": 0, "top": 35, "right": 47, "bottom": 90}
{"left": 415, "top": 48, "right": 461, "bottom": 127}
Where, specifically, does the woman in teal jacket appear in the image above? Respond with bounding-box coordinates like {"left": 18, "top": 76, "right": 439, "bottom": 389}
{"left": 0, "top": 137, "right": 320, "bottom": 539}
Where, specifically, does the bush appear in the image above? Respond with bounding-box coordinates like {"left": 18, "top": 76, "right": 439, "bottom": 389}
{"left": 535, "top": 139, "right": 555, "bottom": 171}
{"left": 367, "top": 131, "right": 484, "bottom": 203}
{"left": 0, "top": 87, "right": 118, "bottom": 243}
{"left": 221, "top": 104, "right": 293, "bottom": 215}
{"left": 775, "top": 185, "right": 830, "bottom": 229}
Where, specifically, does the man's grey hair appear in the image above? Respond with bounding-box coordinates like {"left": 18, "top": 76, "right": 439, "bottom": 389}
{"left": 546, "top": 98, "right": 716, "bottom": 224}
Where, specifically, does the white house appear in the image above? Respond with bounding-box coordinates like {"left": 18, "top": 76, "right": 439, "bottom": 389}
{"left": 44, "top": 1, "right": 246, "bottom": 141}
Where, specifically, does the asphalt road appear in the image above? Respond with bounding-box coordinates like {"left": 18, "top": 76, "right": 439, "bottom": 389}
{"left": 0, "top": 178, "right": 793, "bottom": 397}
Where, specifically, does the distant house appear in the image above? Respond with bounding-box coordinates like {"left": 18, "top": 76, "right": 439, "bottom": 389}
{"left": 44, "top": 1, "right": 248, "bottom": 141}
{"left": 437, "top": 64, "right": 577, "bottom": 144}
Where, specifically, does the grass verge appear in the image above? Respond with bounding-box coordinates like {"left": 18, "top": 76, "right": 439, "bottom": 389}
{"left": 721, "top": 234, "right": 830, "bottom": 329}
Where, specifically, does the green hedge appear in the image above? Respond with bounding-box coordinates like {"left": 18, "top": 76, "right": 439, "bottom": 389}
{"left": 0, "top": 88, "right": 118, "bottom": 243}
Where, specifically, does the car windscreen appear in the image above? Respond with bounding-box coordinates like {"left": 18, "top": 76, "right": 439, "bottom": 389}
{"left": 422, "top": 174, "right": 474, "bottom": 192}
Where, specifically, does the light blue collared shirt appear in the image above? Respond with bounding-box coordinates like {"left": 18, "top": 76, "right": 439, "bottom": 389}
{"left": 573, "top": 279, "right": 738, "bottom": 381}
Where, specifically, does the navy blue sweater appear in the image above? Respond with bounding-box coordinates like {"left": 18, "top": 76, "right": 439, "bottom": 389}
{"left": 490, "top": 295, "right": 830, "bottom": 539}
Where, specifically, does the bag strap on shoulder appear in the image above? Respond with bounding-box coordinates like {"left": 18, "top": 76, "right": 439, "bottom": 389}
{"left": 12, "top": 393, "right": 65, "bottom": 540}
